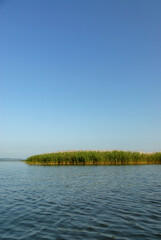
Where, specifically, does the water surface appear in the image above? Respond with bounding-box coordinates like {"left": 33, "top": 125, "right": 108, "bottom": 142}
{"left": 0, "top": 161, "right": 161, "bottom": 239}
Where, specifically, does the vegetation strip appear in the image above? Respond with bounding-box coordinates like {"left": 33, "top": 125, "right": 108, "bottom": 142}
{"left": 26, "top": 151, "right": 161, "bottom": 165}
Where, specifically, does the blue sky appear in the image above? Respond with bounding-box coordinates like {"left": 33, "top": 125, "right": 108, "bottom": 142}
{"left": 0, "top": 0, "right": 161, "bottom": 158}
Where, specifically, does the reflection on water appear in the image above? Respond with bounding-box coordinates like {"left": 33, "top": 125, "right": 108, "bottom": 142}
{"left": 0, "top": 161, "right": 161, "bottom": 239}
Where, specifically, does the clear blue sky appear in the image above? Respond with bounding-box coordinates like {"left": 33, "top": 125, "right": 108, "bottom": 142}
{"left": 0, "top": 0, "right": 161, "bottom": 158}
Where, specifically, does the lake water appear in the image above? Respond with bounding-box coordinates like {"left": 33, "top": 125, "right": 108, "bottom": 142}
{"left": 0, "top": 161, "right": 161, "bottom": 240}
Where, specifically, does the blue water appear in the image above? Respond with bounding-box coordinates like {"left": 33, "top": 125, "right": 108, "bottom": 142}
{"left": 0, "top": 161, "right": 161, "bottom": 240}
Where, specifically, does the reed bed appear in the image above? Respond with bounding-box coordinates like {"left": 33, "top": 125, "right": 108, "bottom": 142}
{"left": 26, "top": 151, "right": 161, "bottom": 165}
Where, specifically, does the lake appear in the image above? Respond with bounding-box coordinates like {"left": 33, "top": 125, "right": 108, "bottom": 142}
{"left": 0, "top": 161, "right": 161, "bottom": 239}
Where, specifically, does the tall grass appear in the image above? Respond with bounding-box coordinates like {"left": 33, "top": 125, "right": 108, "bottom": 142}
{"left": 26, "top": 151, "right": 161, "bottom": 165}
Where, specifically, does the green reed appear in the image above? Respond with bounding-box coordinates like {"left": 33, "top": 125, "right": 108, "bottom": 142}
{"left": 25, "top": 151, "right": 161, "bottom": 165}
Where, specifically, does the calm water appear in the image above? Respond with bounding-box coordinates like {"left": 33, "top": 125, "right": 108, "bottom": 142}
{"left": 0, "top": 161, "right": 161, "bottom": 240}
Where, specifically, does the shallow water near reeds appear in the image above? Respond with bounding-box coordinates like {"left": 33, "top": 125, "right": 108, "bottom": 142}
{"left": 0, "top": 161, "right": 161, "bottom": 240}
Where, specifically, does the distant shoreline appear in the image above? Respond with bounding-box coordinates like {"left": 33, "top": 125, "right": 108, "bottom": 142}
{"left": 25, "top": 150, "right": 161, "bottom": 166}
{"left": 0, "top": 158, "right": 23, "bottom": 162}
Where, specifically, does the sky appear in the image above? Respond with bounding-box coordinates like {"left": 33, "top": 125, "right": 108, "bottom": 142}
{"left": 0, "top": 0, "right": 161, "bottom": 158}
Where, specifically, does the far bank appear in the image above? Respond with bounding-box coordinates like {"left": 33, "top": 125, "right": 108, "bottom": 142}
{"left": 25, "top": 150, "right": 161, "bottom": 166}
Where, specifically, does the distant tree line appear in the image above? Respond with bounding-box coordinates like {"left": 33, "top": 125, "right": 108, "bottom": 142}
{"left": 26, "top": 151, "right": 161, "bottom": 165}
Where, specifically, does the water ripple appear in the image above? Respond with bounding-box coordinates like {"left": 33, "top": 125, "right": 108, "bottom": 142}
{"left": 0, "top": 162, "right": 161, "bottom": 239}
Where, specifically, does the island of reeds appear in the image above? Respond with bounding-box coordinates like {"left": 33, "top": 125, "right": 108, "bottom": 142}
{"left": 25, "top": 151, "right": 161, "bottom": 165}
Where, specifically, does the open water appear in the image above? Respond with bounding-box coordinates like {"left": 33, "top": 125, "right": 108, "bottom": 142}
{"left": 0, "top": 160, "right": 161, "bottom": 240}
